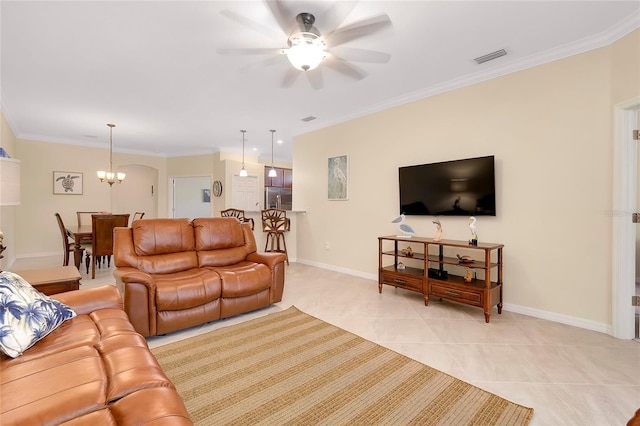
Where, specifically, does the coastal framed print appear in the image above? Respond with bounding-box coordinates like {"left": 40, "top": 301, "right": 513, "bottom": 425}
{"left": 53, "top": 171, "right": 83, "bottom": 195}
{"left": 328, "top": 155, "right": 349, "bottom": 200}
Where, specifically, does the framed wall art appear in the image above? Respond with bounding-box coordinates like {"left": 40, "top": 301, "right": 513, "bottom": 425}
{"left": 202, "top": 188, "right": 211, "bottom": 203}
{"left": 328, "top": 155, "right": 349, "bottom": 200}
{"left": 53, "top": 171, "right": 83, "bottom": 195}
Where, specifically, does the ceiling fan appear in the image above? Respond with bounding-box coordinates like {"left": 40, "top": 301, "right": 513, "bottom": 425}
{"left": 217, "top": 1, "right": 392, "bottom": 89}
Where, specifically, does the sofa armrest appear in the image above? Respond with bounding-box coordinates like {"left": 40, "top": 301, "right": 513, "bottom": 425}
{"left": 246, "top": 252, "right": 286, "bottom": 303}
{"left": 114, "top": 267, "right": 156, "bottom": 288}
{"left": 246, "top": 252, "right": 286, "bottom": 269}
{"left": 52, "top": 285, "right": 122, "bottom": 315}
{"left": 113, "top": 267, "right": 158, "bottom": 337}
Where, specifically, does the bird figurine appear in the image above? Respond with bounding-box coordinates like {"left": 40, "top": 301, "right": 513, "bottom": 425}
{"left": 433, "top": 219, "right": 442, "bottom": 241}
{"left": 468, "top": 216, "right": 478, "bottom": 245}
{"left": 464, "top": 267, "right": 473, "bottom": 283}
{"left": 392, "top": 214, "right": 415, "bottom": 238}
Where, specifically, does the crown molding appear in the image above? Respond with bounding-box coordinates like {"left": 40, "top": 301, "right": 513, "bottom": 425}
{"left": 312, "top": 14, "right": 640, "bottom": 133}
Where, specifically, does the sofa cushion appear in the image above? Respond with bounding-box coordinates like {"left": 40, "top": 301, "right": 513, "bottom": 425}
{"left": 1, "top": 345, "right": 108, "bottom": 425}
{"left": 98, "top": 333, "right": 173, "bottom": 401}
{"left": 133, "top": 218, "right": 195, "bottom": 256}
{"left": 60, "top": 388, "right": 193, "bottom": 426}
{"left": 212, "top": 261, "right": 272, "bottom": 297}
{"left": 0, "top": 271, "right": 76, "bottom": 358}
{"left": 193, "top": 217, "right": 244, "bottom": 250}
{"left": 130, "top": 219, "right": 199, "bottom": 274}
{"left": 193, "top": 217, "right": 249, "bottom": 267}
{"left": 154, "top": 269, "right": 222, "bottom": 311}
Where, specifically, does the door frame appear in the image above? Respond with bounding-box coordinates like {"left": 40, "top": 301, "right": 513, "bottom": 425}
{"left": 612, "top": 97, "right": 639, "bottom": 339}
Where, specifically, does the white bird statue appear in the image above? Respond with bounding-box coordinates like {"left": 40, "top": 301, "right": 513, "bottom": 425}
{"left": 433, "top": 219, "right": 442, "bottom": 241}
{"left": 468, "top": 216, "right": 478, "bottom": 243}
{"left": 392, "top": 214, "right": 415, "bottom": 238}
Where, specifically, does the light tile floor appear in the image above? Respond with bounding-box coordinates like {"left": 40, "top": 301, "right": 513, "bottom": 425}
{"left": 11, "top": 257, "right": 640, "bottom": 426}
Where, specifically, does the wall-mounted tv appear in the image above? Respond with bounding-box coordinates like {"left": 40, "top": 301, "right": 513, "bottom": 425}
{"left": 399, "top": 155, "right": 496, "bottom": 216}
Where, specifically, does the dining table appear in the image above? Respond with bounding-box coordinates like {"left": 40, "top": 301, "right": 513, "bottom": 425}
{"left": 66, "top": 225, "right": 92, "bottom": 271}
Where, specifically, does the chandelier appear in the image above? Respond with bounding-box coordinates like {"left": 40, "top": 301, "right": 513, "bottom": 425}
{"left": 97, "top": 123, "right": 125, "bottom": 185}
{"left": 239, "top": 130, "right": 248, "bottom": 177}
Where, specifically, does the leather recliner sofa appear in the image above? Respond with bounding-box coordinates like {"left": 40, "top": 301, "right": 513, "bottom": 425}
{"left": 0, "top": 285, "right": 192, "bottom": 425}
{"left": 113, "top": 217, "right": 286, "bottom": 337}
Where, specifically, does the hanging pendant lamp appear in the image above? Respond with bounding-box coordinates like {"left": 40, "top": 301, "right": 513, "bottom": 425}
{"left": 239, "top": 130, "right": 248, "bottom": 177}
{"left": 268, "top": 130, "right": 277, "bottom": 177}
{"left": 97, "top": 123, "right": 126, "bottom": 186}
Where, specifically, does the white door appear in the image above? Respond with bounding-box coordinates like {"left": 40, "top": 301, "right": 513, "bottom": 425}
{"left": 231, "top": 175, "right": 259, "bottom": 211}
{"left": 172, "top": 176, "right": 212, "bottom": 219}
{"left": 636, "top": 109, "right": 640, "bottom": 340}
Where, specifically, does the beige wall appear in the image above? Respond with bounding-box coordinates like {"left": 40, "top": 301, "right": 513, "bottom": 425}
{"left": 292, "top": 30, "right": 640, "bottom": 331}
{"left": 0, "top": 113, "right": 18, "bottom": 268}
{"left": 13, "top": 139, "right": 167, "bottom": 257}
{"left": 1, "top": 29, "right": 637, "bottom": 332}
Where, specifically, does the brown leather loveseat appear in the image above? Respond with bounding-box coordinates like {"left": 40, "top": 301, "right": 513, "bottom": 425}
{"left": 113, "top": 217, "right": 286, "bottom": 337}
{"left": 0, "top": 285, "right": 192, "bottom": 425}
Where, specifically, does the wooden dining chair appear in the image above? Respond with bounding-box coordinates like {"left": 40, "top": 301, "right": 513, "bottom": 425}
{"left": 76, "top": 211, "right": 101, "bottom": 228}
{"left": 54, "top": 213, "right": 76, "bottom": 267}
{"left": 132, "top": 212, "right": 145, "bottom": 223}
{"left": 261, "top": 209, "right": 290, "bottom": 265}
{"left": 86, "top": 214, "right": 129, "bottom": 279}
{"left": 221, "top": 208, "right": 254, "bottom": 230}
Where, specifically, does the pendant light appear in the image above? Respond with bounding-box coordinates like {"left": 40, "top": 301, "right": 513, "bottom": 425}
{"left": 268, "top": 129, "right": 277, "bottom": 178}
{"left": 239, "top": 130, "right": 248, "bottom": 177}
{"left": 97, "top": 123, "right": 126, "bottom": 186}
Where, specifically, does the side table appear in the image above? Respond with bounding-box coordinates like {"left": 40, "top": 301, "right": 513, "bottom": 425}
{"left": 13, "top": 266, "right": 81, "bottom": 296}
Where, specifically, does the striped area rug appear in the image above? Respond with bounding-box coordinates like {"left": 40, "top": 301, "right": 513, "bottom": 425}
{"left": 151, "top": 306, "right": 533, "bottom": 426}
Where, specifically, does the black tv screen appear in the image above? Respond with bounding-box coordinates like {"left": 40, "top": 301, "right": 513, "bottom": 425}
{"left": 399, "top": 155, "right": 496, "bottom": 216}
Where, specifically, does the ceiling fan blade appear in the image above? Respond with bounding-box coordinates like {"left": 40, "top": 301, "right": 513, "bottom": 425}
{"left": 238, "top": 55, "right": 288, "bottom": 74}
{"left": 217, "top": 47, "right": 284, "bottom": 56}
{"left": 326, "top": 14, "right": 392, "bottom": 47}
{"left": 265, "top": 0, "right": 295, "bottom": 35}
{"left": 281, "top": 68, "right": 300, "bottom": 88}
{"left": 324, "top": 57, "right": 367, "bottom": 81}
{"left": 306, "top": 69, "right": 324, "bottom": 90}
{"left": 320, "top": 1, "right": 358, "bottom": 33}
{"left": 219, "top": 9, "right": 282, "bottom": 40}
{"left": 329, "top": 47, "right": 390, "bottom": 64}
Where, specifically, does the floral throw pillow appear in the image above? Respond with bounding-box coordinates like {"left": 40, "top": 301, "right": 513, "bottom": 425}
{"left": 0, "top": 271, "right": 76, "bottom": 358}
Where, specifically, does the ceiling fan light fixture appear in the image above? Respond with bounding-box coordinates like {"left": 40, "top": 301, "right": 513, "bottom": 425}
{"left": 285, "top": 32, "right": 326, "bottom": 71}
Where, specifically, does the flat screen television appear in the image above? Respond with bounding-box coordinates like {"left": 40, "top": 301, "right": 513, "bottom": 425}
{"left": 399, "top": 155, "right": 496, "bottom": 216}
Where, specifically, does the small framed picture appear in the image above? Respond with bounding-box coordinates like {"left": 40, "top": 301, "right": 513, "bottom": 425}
{"left": 53, "top": 171, "right": 83, "bottom": 195}
{"left": 203, "top": 188, "right": 211, "bottom": 203}
{"left": 328, "top": 155, "right": 349, "bottom": 200}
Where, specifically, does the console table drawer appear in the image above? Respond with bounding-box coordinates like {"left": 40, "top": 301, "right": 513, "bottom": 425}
{"left": 382, "top": 271, "right": 422, "bottom": 292}
{"left": 381, "top": 271, "right": 423, "bottom": 291}
{"left": 431, "top": 283, "right": 482, "bottom": 306}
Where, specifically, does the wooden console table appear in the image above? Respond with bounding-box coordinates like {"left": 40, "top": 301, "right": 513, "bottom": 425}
{"left": 13, "top": 266, "right": 81, "bottom": 296}
{"left": 378, "top": 235, "right": 503, "bottom": 322}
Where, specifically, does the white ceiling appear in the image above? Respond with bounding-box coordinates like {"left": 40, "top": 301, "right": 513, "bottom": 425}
{"left": 2, "top": 1, "right": 639, "bottom": 163}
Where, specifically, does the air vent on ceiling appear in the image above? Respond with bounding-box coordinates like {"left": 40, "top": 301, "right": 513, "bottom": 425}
{"left": 301, "top": 116, "right": 316, "bottom": 122}
{"left": 474, "top": 49, "right": 507, "bottom": 64}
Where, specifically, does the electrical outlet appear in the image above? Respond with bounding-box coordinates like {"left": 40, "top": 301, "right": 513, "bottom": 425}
{"left": 324, "top": 242, "right": 330, "bottom": 250}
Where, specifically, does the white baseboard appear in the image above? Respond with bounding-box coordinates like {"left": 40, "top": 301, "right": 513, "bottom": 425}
{"left": 296, "top": 258, "right": 612, "bottom": 335}
{"left": 296, "top": 258, "right": 377, "bottom": 281}
{"left": 502, "top": 302, "right": 611, "bottom": 335}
